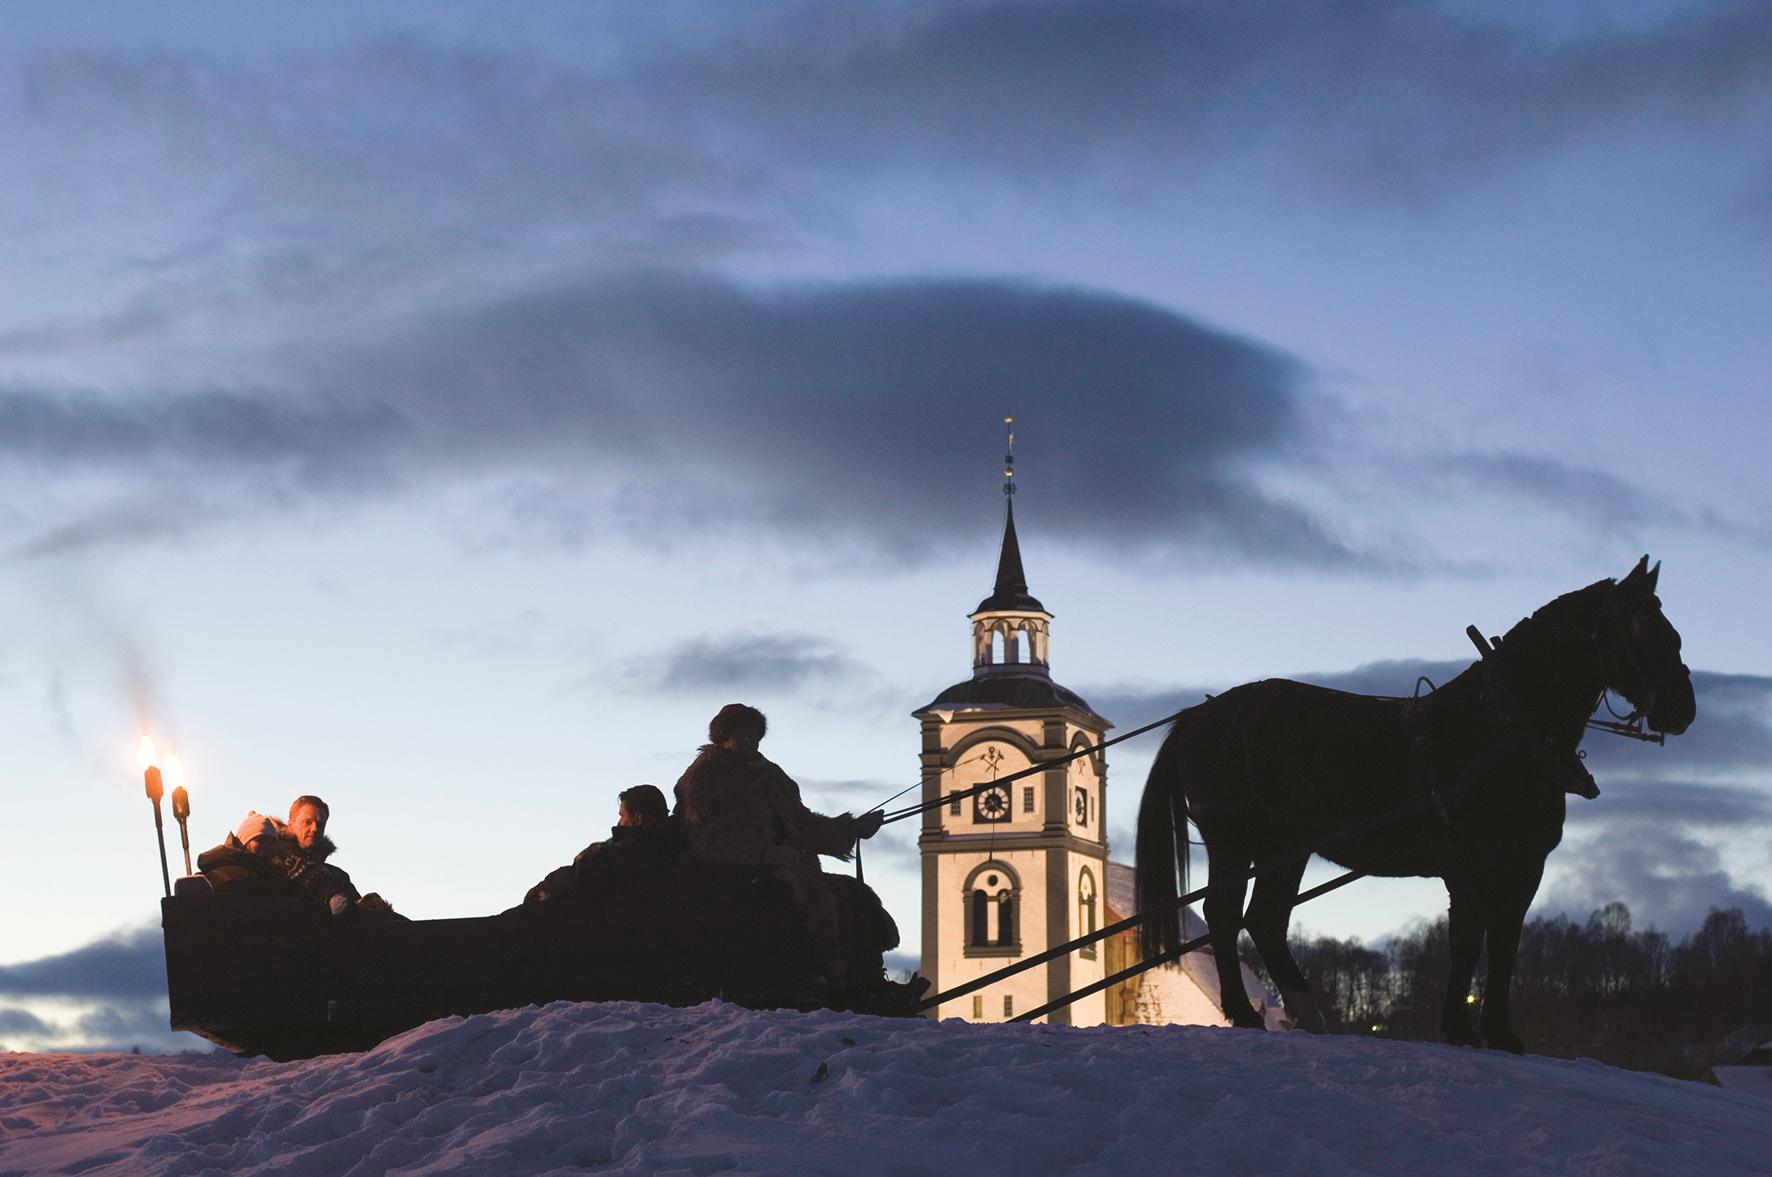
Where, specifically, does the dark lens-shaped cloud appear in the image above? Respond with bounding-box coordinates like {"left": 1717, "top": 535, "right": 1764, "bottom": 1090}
{"left": 7, "top": 275, "right": 1374, "bottom": 567}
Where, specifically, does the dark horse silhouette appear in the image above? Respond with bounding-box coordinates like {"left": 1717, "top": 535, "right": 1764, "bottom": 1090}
{"left": 1135, "top": 557, "right": 1695, "bottom": 1052}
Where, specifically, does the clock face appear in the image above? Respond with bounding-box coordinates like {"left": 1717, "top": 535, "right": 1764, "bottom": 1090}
{"left": 975, "top": 785, "right": 1012, "bottom": 823}
{"left": 1073, "top": 786, "right": 1088, "bottom": 824}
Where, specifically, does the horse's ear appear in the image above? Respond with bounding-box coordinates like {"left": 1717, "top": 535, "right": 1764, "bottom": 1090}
{"left": 1647, "top": 559, "right": 1660, "bottom": 591}
{"left": 1621, "top": 554, "right": 1650, "bottom": 590}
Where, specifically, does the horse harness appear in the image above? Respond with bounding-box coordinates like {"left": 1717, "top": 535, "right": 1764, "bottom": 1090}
{"left": 1403, "top": 618, "right": 1601, "bottom": 823}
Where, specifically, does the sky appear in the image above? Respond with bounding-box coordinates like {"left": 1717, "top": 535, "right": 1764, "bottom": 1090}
{"left": 0, "top": 0, "right": 1769, "bottom": 1051}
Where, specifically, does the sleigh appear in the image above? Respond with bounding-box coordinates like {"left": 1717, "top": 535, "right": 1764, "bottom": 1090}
{"left": 162, "top": 862, "right": 901, "bottom": 1062}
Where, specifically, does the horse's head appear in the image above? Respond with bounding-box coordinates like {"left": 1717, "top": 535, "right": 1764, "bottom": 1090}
{"left": 1602, "top": 556, "right": 1695, "bottom": 736}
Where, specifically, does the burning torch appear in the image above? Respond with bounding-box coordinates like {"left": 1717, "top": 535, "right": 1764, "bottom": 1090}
{"left": 140, "top": 737, "right": 172, "bottom": 897}
{"left": 167, "top": 754, "right": 192, "bottom": 877}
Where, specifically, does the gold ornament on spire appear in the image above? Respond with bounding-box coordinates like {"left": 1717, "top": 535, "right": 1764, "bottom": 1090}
{"left": 1003, "top": 415, "right": 1016, "bottom": 497}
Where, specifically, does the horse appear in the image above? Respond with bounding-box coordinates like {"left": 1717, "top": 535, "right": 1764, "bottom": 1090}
{"left": 1134, "top": 557, "right": 1695, "bottom": 1052}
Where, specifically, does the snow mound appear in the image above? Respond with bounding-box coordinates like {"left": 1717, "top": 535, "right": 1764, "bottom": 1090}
{"left": 2, "top": 1001, "right": 1767, "bottom": 1175}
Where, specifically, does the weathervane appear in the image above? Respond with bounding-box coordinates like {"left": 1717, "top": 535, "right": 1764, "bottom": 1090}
{"left": 1003, "top": 415, "right": 1016, "bottom": 498}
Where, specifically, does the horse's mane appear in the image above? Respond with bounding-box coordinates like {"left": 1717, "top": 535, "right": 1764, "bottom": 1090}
{"left": 1519, "top": 577, "right": 1613, "bottom": 635}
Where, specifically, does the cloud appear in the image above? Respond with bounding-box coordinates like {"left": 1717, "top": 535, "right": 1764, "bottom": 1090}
{"left": 0, "top": 1007, "right": 53, "bottom": 1035}
{"left": 612, "top": 629, "right": 885, "bottom": 698}
{"left": 660, "top": 0, "right": 1772, "bottom": 202}
{"left": 1538, "top": 823, "right": 1772, "bottom": 934}
{"left": 1564, "top": 780, "right": 1772, "bottom": 828}
{"left": 14, "top": 1, "right": 1767, "bottom": 268}
{"left": 1402, "top": 453, "right": 1772, "bottom": 550}
{"left": 0, "top": 926, "right": 209, "bottom": 1053}
{"left": 3, "top": 274, "right": 1383, "bottom": 568}
{"left": 0, "top": 925, "right": 165, "bottom": 999}
{"left": 7, "top": 0, "right": 1767, "bottom": 273}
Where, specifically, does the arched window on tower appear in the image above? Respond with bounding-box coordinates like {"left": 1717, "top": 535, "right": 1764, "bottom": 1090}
{"left": 989, "top": 630, "right": 1005, "bottom": 665}
{"left": 1078, "top": 867, "right": 1098, "bottom": 960}
{"left": 963, "top": 862, "right": 1021, "bottom": 958}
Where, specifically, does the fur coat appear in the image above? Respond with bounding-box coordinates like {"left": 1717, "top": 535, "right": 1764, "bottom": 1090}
{"left": 196, "top": 836, "right": 295, "bottom": 898}
{"left": 275, "top": 830, "right": 362, "bottom": 907}
{"left": 673, "top": 745, "right": 861, "bottom": 866}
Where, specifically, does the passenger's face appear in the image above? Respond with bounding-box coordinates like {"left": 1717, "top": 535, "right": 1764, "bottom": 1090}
{"left": 290, "top": 805, "right": 324, "bottom": 849}
{"left": 617, "top": 801, "right": 638, "bottom": 828}
{"left": 247, "top": 835, "right": 278, "bottom": 859}
{"left": 721, "top": 728, "right": 762, "bottom": 755}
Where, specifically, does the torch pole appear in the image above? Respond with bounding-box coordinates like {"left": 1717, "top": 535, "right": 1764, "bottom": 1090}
{"left": 171, "top": 786, "right": 192, "bottom": 877}
{"left": 145, "top": 766, "right": 171, "bottom": 897}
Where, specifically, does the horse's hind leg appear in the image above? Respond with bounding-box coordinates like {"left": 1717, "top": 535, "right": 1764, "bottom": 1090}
{"left": 1245, "top": 856, "right": 1326, "bottom": 1033}
{"left": 1202, "top": 829, "right": 1268, "bottom": 1030}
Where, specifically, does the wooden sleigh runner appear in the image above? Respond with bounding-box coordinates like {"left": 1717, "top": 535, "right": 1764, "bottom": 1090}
{"left": 163, "top": 862, "right": 913, "bottom": 1062}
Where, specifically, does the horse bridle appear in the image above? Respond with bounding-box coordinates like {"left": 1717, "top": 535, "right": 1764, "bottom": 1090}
{"left": 1588, "top": 588, "right": 1671, "bottom": 742}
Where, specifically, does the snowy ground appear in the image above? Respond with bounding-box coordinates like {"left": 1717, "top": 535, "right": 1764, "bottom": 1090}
{"left": 2, "top": 1001, "right": 1767, "bottom": 1176}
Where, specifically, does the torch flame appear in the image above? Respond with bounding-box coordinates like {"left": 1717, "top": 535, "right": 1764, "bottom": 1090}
{"left": 164, "top": 754, "right": 186, "bottom": 792}
{"left": 138, "top": 736, "right": 158, "bottom": 770}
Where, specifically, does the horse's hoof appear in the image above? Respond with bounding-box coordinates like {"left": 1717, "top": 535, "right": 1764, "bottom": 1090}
{"left": 1229, "top": 1011, "right": 1268, "bottom": 1031}
{"left": 1279, "top": 988, "right": 1327, "bottom": 1034}
{"left": 1443, "top": 1024, "right": 1484, "bottom": 1049}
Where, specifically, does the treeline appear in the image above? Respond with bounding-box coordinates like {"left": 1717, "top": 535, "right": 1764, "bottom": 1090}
{"left": 1241, "top": 904, "right": 1772, "bottom": 1079}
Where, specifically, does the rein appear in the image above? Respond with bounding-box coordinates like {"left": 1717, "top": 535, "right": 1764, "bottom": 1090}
{"left": 875, "top": 706, "right": 1192, "bottom": 827}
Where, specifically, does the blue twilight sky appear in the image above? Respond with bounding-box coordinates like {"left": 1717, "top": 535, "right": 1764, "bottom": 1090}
{"left": 1, "top": 0, "right": 1769, "bottom": 1050}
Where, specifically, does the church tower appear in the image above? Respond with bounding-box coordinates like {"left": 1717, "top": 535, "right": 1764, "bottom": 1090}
{"left": 914, "top": 423, "right": 1112, "bottom": 1024}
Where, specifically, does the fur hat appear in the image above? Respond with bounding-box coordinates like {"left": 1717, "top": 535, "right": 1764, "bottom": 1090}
{"left": 234, "top": 812, "right": 278, "bottom": 846}
{"left": 709, "top": 703, "right": 767, "bottom": 745}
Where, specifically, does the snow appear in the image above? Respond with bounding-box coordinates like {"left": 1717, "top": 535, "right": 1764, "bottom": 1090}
{"left": 3, "top": 1001, "right": 1768, "bottom": 1176}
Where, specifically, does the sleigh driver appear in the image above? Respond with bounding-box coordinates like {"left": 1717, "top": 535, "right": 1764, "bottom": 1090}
{"left": 673, "top": 704, "right": 885, "bottom": 999}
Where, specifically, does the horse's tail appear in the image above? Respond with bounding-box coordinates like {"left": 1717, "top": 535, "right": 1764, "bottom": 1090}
{"left": 1136, "top": 718, "right": 1190, "bottom": 961}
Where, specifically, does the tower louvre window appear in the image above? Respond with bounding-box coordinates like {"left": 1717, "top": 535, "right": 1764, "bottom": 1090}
{"left": 1079, "top": 867, "right": 1098, "bottom": 960}
{"left": 963, "top": 861, "right": 1021, "bottom": 958}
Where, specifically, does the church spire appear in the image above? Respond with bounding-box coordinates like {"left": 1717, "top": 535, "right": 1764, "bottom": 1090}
{"left": 975, "top": 416, "right": 1045, "bottom": 614}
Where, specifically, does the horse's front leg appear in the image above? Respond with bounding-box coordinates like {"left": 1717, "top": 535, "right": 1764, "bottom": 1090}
{"left": 1441, "top": 879, "right": 1487, "bottom": 1048}
{"left": 1203, "top": 832, "right": 1268, "bottom": 1030}
{"left": 1476, "top": 863, "right": 1545, "bottom": 1055}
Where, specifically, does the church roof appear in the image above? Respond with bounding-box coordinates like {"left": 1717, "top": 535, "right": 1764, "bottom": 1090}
{"left": 973, "top": 501, "right": 1046, "bottom": 615}
{"left": 919, "top": 672, "right": 1103, "bottom": 718}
